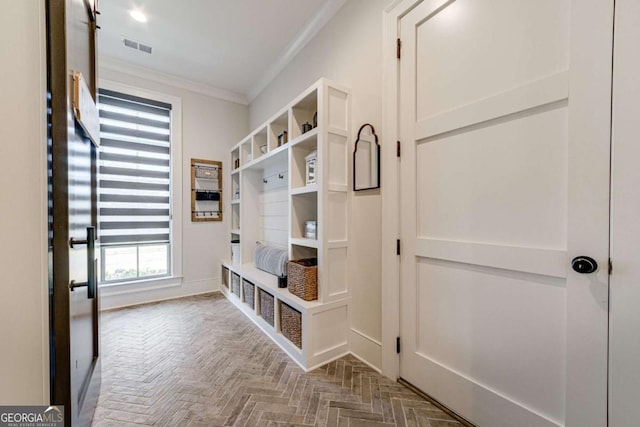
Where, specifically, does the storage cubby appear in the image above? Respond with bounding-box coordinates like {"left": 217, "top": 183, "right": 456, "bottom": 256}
{"left": 221, "top": 265, "right": 229, "bottom": 288}
{"left": 279, "top": 301, "right": 302, "bottom": 348}
{"left": 290, "top": 135, "right": 318, "bottom": 190}
{"left": 291, "top": 244, "right": 317, "bottom": 261}
{"left": 241, "top": 139, "right": 252, "bottom": 165}
{"left": 269, "top": 111, "right": 289, "bottom": 151}
{"left": 253, "top": 127, "right": 268, "bottom": 161}
{"left": 231, "top": 147, "right": 240, "bottom": 171}
{"left": 221, "top": 79, "right": 350, "bottom": 371}
{"left": 259, "top": 288, "right": 275, "bottom": 327}
{"left": 291, "top": 88, "right": 318, "bottom": 140}
{"left": 243, "top": 279, "right": 255, "bottom": 309}
{"left": 231, "top": 203, "right": 240, "bottom": 231}
{"left": 291, "top": 192, "right": 317, "bottom": 240}
{"left": 231, "top": 172, "right": 240, "bottom": 201}
{"left": 231, "top": 272, "right": 240, "bottom": 297}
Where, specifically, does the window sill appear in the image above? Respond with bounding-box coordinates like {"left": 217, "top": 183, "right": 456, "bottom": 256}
{"left": 99, "top": 275, "right": 184, "bottom": 293}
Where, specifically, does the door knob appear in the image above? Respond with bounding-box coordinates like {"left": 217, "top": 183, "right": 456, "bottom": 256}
{"left": 571, "top": 256, "right": 598, "bottom": 274}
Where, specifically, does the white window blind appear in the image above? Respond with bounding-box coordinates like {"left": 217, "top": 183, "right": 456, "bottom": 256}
{"left": 97, "top": 88, "right": 172, "bottom": 247}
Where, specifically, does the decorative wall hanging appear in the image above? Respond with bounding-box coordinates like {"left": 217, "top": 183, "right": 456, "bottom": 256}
{"left": 353, "top": 123, "right": 380, "bottom": 191}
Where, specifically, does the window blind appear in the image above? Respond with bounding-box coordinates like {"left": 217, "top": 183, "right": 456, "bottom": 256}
{"left": 97, "top": 88, "right": 172, "bottom": 246}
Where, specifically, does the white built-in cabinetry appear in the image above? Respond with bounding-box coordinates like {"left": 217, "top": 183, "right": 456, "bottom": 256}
{"left": 221, "top": 78, "right": 351, "bottom": 371}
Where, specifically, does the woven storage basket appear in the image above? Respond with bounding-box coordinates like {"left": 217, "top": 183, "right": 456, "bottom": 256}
{"left": 221, "top": 266, "right": 229, "bottom": 288}
{"left": 280, "top": 301, "right": 302, "bottom": 348}
{"left": 231, "top": 272, "right": 241, "bottom": 297}
{"left": 287, "top": 258, "right": 318, "bottom": 301}
{"left": 259, "top": 289, "right": 274, "bottom": 326}
{"left": 242, "top": 279, "right": 255, "bottom": 309}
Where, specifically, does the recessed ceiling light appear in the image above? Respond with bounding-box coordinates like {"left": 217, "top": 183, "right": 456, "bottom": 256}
{"left": 129, "top": 10, "right": 147, "bottom": 23}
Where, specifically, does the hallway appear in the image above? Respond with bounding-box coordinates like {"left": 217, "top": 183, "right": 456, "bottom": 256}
{"left": 91, "top": 293, "right": 462, "bottom": 426}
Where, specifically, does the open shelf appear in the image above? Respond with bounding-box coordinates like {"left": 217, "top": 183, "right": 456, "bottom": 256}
{"left": 253, "top": 127, "right": 268, "bottom": 161}
{"left": 269, "top": 111, "right": 289, "bottom": 151}
{"left": 290, "top": 238, "right": 318, "bottom": 249}
{"left": 243, "top": 143, "right": 288, "bottom": 172}
{"left": 231, "top": 147, "right": 240, "bottom": 171}
{"left": 231, "top": 203, "right": 240, "bottom": 230}
{"left": 291, "top": 243, "right": 317, "bottom": 260}
{"left": 291, "top": 142, "right": 317, "bottom": 190}
{"left": 231, "top": 172, "right": 240, "bottom": 201}
{"left": 241, "top": 139, "right": 252, "bottom": 165}
{"left": 290, "top": 127, "right": 319, "bottom": 148}
{"left": 290, "top": 185, "right": 318, "bottom": 196}
{"left": 291, "top": 192, "right": 317, "bottom": 240}
{"left": 291, "top": 88, "right": 318, "bottom": 140}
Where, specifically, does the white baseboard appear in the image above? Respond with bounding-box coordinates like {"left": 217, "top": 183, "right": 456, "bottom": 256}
{"left": 350, "top": 328, "right": 382, "bottom": 372}
{"left": 100, "top": 277, "right": 219, "bottom": 311}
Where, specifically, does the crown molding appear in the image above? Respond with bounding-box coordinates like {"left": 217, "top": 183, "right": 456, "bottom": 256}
{"left": 99, "top": 56, "right": 248, "bottom": 105}
{"left": 246, "top": 0, "right": 348, "bottom": 103}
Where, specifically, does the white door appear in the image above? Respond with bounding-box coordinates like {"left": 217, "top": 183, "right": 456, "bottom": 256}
{"left": 398, "top": 1, "right": 613, "bottom": 426}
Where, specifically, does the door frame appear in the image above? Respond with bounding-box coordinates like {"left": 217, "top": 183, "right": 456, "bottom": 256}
{"left": 609, "top": 1, "right": 640, "bottom": 424}
{"left": 381, "top": 0, "right": 415, "bottom": 382}
{"left": 381, "top": 0, "right": 614, "bottom": 424}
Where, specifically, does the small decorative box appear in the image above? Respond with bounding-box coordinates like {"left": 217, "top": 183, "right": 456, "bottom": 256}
{"left": 305, "top": 220, "right": 317, "bottom": 240}
{"left": 305, "top": 150, "right": 317, "bottom": 186}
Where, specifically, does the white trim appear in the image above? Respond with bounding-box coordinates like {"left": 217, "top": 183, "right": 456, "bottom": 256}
{"left": 381, "top": 1, "right": 416, "bottom": 381}
{"left": 351, "top": 327, "right": 382, "bottom": 347}
{"left": 306, "top": 351, "right": 351, "bottom": 373}
{"left": 98, "top": 79, "right": 184, "bottom": 285}
{"left": 349, "top": 352, "right": 383, "bottom": 374}
{"left": 350, "top": 328, "right": 383, "bottom": 371}
{"left": 100, "top": 278, "right": 219, "bottom": 311}
{"left": 99, "top": 56, "right": 248, "bottom": 105}
{"left": 37, "top": 0, "right": 49, "bottom": 404}
{"left": 415, "top": 353, "right": 562, "bottom": 427}
{"left": 415, "top": 71, "right": 569, "bottom": 140}
{"left": 414, "top": 238, "right": 567, "bottom": 279}
{"left": 99, "top": 275, "right": 184, "bottom": 292}
{"left": 246, "top": 0, "right": 348, "bottom": 102}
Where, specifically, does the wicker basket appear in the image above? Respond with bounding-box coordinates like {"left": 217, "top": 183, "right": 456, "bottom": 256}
{"left": 221, "top": 266, "right": 229, "bottom": 288}
{"left": 231, "top": 272, "right": 241, "bottom": 297}
{"left": 287, "top": 258, "right": 318, "bottom": 301}
{"left": 259, "top": 289, "right": 274, "bottom": 326}
{"left": 242, "top": 279, "right": 255, "bottom": 309}
{"left": 280, "top": 301, "right": 302, "bottom": 348}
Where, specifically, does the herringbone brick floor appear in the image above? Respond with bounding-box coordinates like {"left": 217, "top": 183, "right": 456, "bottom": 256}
{"left": 91, "top": 293, "right": 462, "bottom": 427}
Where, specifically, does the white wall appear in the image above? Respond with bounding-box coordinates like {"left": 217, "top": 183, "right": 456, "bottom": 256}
{"left": 250, "top": 0, "right": 388, "bottom": 369}
{"left": 0, "top": 1, "right": 49, "bottom": 404}
{"left": 98, "top": 66, "right": 249, "bottom": 309}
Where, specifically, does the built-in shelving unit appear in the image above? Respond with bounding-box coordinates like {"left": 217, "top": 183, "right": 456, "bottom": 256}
{"left": 221, "top": 78, "right": 351, "bottom": 371}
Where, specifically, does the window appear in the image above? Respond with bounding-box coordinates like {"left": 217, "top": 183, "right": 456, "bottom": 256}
{"left": 97, "top": 88, "right": 173, "bottom": 283}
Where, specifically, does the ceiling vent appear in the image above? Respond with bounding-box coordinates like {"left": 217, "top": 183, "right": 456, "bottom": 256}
{"left": 123, "top": 37, "right": 152, "bottom": 54}
{"left": 138, "top": 43, "right": 152, "bottom": 54}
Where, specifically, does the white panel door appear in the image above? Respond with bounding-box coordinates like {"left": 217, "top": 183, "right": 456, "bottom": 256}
{"left": 398, "top": 1, "right": 613, "bottom": 426}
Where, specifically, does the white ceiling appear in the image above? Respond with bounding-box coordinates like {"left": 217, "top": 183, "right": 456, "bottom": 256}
{"left": 98, "top": 0, "right": 342, "bottom": 103}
